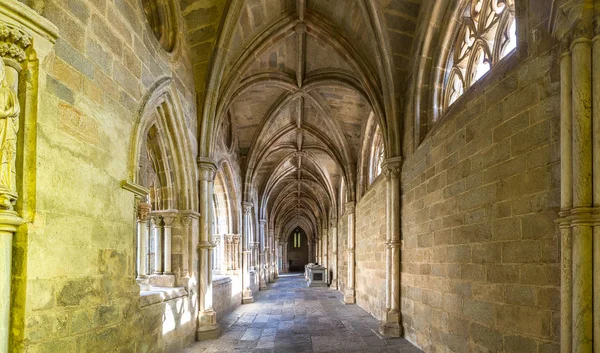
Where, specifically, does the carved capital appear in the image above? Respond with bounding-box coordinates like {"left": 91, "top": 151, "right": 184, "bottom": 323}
{"left": 197, "top": 157, "right": 217, "bottom": 182}
{"left": 150, "top": 213, "right": 163, "bottom": 226}
{"left": 0, "top": 22, "right": 32, "bottom": 62}
{"left": 550, "top": 0, "right": 595, "bottom": 42}
{"left": 137, "top": 202, "right": 152, "bottom": 222}
{"left": 242, "top": 201, "right": 253, "bottom": 214}
{"left": 180, "top": 216, "right": 192, "bottom": 228}
{"left": 383, "top": 157, "right": 402, "bottom": 180}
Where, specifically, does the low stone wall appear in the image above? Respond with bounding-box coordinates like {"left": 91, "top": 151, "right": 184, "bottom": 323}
{"left": 139, "top": 288, "right": 196, "bottom": 353}
{"left": 212, "top": 275, "right": 242, "bottom": 317}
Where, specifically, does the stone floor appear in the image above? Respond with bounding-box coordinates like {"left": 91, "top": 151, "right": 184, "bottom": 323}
{"left": 184, "top": 273, "right": 423, "bottom": 353}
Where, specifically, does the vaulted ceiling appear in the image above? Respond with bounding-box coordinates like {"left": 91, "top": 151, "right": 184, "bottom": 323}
{"left": 185, "top": 0, "right": 423, "bottom": 243}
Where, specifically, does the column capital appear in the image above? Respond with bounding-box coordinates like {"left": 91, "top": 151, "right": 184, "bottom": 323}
{"left": 150, "top": 213, "right": 163, "bottom": 225}
{"left": 155, "top": 210, "right": 178, "bottom": 226}
{"left": 383, "top": 157, "right": 402, "bottom": 180}
{"left": 197, "top": 158, "right": 217, "bottom": 181}
{"left": 259, "top": 219, "right": 267, "bottom": 226}
{"left": 242, "top": 201, "right": 253, "bottom": 214}
{"left": 137, "top": 202, "right": 152, "bottom": 222}
{"left": 550, "top": 1, "right": 595, "bottom": 42}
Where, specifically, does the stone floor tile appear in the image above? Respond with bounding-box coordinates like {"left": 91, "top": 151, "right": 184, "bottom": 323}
{"left": 184, "top": 274, "right": 424, "bottom": 353}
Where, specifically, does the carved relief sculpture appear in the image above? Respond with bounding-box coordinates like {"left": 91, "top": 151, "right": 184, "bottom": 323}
{"left": 0, "top": 59, "right": 18, "bottom": 210}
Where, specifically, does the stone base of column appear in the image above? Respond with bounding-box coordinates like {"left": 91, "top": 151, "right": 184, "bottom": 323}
{"left": 379, "top": 310, "right": 402, "bottom": 337}
{"left": 242, "top": 288, "right": 254, "bottom": 304}
{"left": 196, "top": 310, "right": 220, "bottom": 340}
{"left": 136, "top": 277, "right": 151, "bottom": 291}
{"left": 148, "top": 274, "right": 175, "bottom": 287}
{"left": 329, "top": 280, "right": 338, "bottom": 290}
{"left": 343, "top": 289, "right": 355, "bottom": 304}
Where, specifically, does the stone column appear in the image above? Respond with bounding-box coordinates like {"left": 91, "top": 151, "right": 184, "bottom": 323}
{"left": 152, "top": 214, "right": 163, "bottom": 274}
{"left": 380, "top": 157, "right": 402, "bottom": 337}
{"left": 234, "top": 235, "right": 241, "bottom": 271}
{"left": 559, "top": 35, "right": 574, "bottom": 353}
{"left": 330, "top": 223, "right": 338, "bottom": 290}
{"left": 259, "top": 219, "right": 267, "bottom": 290}
{"left": 0, "top": 212, "right": 22, "bottom": 352}
{"left": 180, "top": 212, "right": 198, "bottom": 281}
{"left": 592, "top": 15, "right": 600, "bottom": 353}
{"left": 278, "top": 241, "right": 284, "bottom": 274}
{"left": 343, "top": 201, "right": 356, "bottom": 304}
{"left": 283, "top": 242, "right": 289, "bottom": 273}
{"left": 553, "top": 6, "right": 598, "bottom": 352}
{"left": 323, "top": 225, "right": 328, "bottom": 269}
{"left": 242, "top": 202, "right": 254, "bottom": 303}
{"left": 162, "top": 212, "right": 177, "bottom": 275}
{"left": 197, "top": 159, "right": 219, "bottom": 340}
{"left": 269, "top": 228, "right": 276, "bottom": 281}
{"left": 137, "top": 202, "right": 151, "bottom": 288}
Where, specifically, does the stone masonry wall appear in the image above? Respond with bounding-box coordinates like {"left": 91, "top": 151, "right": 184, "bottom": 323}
{"left": 355, "top": 177, "right": 387, "bottom": 320}
{"left": 11, "top": 0, "right": 199, "bottom": 351}
{"left": 400, "top": 49, "right": 561, "bottom": 351}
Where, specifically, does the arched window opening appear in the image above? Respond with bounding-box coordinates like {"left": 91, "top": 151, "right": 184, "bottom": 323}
{"left": 137, "top": 126, "right": 166, "bottom": 277}
{"left": 294, "top": 231, "right": 301, "bottom": 248}
{"left": 369, "top": 125, "right": 385, "bottom": 185}
{"left": 212, "top": 171, "right": 234, "bottom": 275}
{"left": 442, "top": 0, "right": 516, "bottom": 112}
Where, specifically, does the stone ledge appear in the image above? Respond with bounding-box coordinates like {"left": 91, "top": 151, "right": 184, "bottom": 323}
{"left": 139, "top": 287, "right": 188, "bottom": 307}
{"left": 213, "top": 275, "right": 233, "bottom": 286}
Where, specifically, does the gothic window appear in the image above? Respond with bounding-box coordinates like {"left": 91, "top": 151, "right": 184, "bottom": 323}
{"left": 293, "top": 231, "right": 301, "bottom": 248}
{"left": 442, "top": 0, "right": 516, "bottom": 111}
{"left": 369, "top": 126, "right": 384, "bottom": 185}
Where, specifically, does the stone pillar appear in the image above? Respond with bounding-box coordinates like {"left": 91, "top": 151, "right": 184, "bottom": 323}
{"left": 559, "top": 35, "right": 574, "bottom": 353}
{"left": 283, "top": 242, "right": 289, "bottom": 273}
{"left": 593, "top": 17, "right": 600, "bottom": 353}
{"left": 552, "top": 5, "right": 598, "bottom": 352}
{"left": 0, "top": 213, "right": 22, "bottom": 352}
{"left": 269, "top": 228, "right": 276, "bottom": 281}
{"left": 330, "top": 223, "right": 338, "bottom": 290}
{"left": 259, "top": 219, "right": 267, "bottom": 290}
{"left": 162, "top": 213, "right": 177, "bottom": 275}
{"left": 242, "top": 201, "right": 254, "bottom": 303}
{"left": 180, "top": 212, "right": 198, "bottom": 281}
{"left": 137, "top": 202, "right": 151, "bottom": 289}
{"left": 197, "top": 159, "right": 219, "bottom": 340}
{"left": 343, "top": 201, "right": 356, "bottom": 304}
{"left": 323, "top": 225, "right": 328, "bottom": 269}
{"left": 152, "top": 214, "right": 163, "bottom": 274}
{"left": 380, "top": 157, "right": 402, "bottom": 337}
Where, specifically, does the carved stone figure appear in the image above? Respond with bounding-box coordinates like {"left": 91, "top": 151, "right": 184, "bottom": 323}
{"left": 0, "top": 59, "right": 18, "bottom": 210}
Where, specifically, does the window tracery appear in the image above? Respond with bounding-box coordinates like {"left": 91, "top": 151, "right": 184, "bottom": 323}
{"left": 443, "top": 0, "right": 516, "bottom": 111}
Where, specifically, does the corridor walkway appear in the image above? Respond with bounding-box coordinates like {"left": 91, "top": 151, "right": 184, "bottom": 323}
{"left": 184, "top": 274, "right": 423, "bottom": 353}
